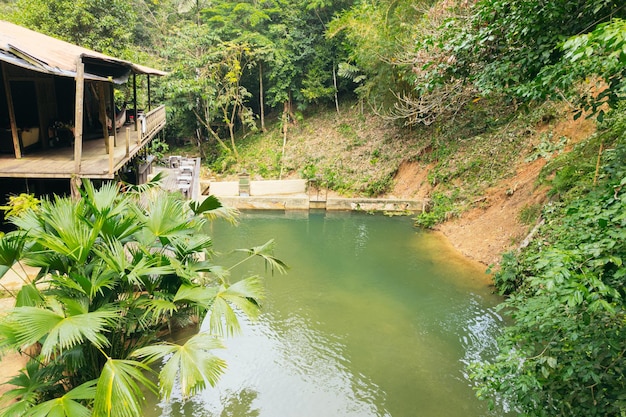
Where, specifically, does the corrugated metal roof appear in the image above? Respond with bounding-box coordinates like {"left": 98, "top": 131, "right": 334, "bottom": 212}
{"left": 0, "top": 20, "right": 167, "bottom": 83}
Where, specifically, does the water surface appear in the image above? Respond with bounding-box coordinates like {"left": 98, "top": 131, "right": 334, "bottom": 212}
{"left": 146, "top": 211, "right": 507, "bottom": 416}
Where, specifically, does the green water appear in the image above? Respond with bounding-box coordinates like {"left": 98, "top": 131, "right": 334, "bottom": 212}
{"left": 146, "top": 211, "right": 509, "bottom": 417}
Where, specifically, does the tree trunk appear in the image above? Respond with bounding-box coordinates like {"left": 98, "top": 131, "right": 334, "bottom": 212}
{"left": 228, "top": 103, "right": 240, "bottom": 161}
{"left": 279, "top": 101, "right": 289, "bottom": 180}
{"left": 333, "top": 64, "right": 340, "bottom": 116}
{"left": 259, "top": 63, "right": 266, "bottom": 132}
{"left": 194, "top": 128, "right": 206, "bottom": 159}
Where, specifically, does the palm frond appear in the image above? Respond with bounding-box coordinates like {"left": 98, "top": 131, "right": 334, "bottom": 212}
{"left": 232, "top": 239, "right": 288, "bottom": 275}
{"left": 189, "top": 195, "right": 222, "bottom": 215}
{"left": 80, "top": 180, "right": 121, "bottom": 217}
{"left": 173, "top": 284, "right": 218, "bottom": 306}
{"left": 0, "top": 231, "right": 27, "bottom": 280}
{"left": 93, "top": 239, "right": 174, "bottom": 289}
{"left": 23, "top": 198, "right": 97, "bottom": 264}
{"left": 5, "top": 306, "right": 118, "bottom": 360}
{"left": 26, "top": 380, "right": 96, "bottom": 417}
{"left": 132, "top": 332, "right": 226, "bottom": 401}
{"left": 168, "top": 235, "right": 213, "bottom": 259}
{"left": 15, "top": 283, "right": 44, "bottom": 307}
{"left": 123, "top": 171, "right": 166, "bottom": 196}
{"left": 0, "top": 359, "right": 65, "bottom": 415}
{"left": 137, "top": 295, "right": 178, "bottom": 325}
{"left": 188, "top": 196, "right": 238, "bottom": 224}
{"left": 93, "top": 359, "right": 157, "bottom": 417}
{"left": 140, "top": 193, "right": 192, "bottom": 240}
{"left": 203, "top": 276, "right": 265, "bottom": 337}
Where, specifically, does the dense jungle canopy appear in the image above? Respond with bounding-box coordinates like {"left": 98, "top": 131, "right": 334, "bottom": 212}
{"left": 0, "top": 0, "right": 625, "bottom": 416}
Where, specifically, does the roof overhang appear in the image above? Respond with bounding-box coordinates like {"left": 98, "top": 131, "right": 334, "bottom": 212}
{"left": 0, "top": 20, "right": 167, "bottom": 84}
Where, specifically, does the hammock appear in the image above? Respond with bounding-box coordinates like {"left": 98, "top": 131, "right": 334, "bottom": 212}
{"left": 105, "top": 105, "right": 127, "bottom": 131}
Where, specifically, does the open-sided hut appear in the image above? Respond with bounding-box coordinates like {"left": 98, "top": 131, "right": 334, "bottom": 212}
{"left": 0, "top": 20, "right": 167, "bottom": 199}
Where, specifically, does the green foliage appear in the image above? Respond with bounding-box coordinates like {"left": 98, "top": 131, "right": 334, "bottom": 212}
{"left": 363, "top": 173, "right": 394, "bottom": 197}
{"left": 9, "top": 0, "right": 138, "bottom": 57}
{"left": 490, "top": 251, "right": 523, "bottom": 296}
{"left": 329, "top": 0, "right": 424, "bottom": 103}
{"left": 471, "top": 111, "right": 626, "bottom": 416}
{"left": 560, "top": 18, "right": 626, "bottom": 120}
{"left": 517, "top": 203, "right": 541, "bottom": 226}
{"left": 414, "top": 191, "right": 459, "bottom": 229}
{"left": 300, "top": 163, "right": 318, "bottom": 181}
{"left": 0, "top": 181, "right": 285, "bottom": 415}
{"left": 0, "top": 193, "right": 40, "bottom": 218}
{"left": 449, "top": 0, "right": 625, "bottom": 101}
{"left": 147, "top": 138, "right": 170, "bottom": 163}
{"left": 524, "top": 133, "right": 567, "bottom": 162}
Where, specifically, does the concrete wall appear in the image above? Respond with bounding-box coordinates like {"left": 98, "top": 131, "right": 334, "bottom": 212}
{"left": 326, "top": 198, "right": 426, "bottom": 212}
{"left": 208, "top": 179, "right": 307, "bottom": 197}
{"left": 250, "top": 179, "right": 307, "bottom": 196}
{"left": 216, "top": 196, "right": 309, "bottom": 210}
{"left": 202, "top": 180, "right": 427, "bottom": 213}
{"left": 208, "top": 181, "right": 239, "bottom": 196}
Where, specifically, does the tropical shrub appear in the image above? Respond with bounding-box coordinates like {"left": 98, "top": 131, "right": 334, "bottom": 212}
{"left": 0, "top": 180, "right": 285, "bottom": 417}
{"left": 470, "top": 127, "right": 626, "bottom": 415}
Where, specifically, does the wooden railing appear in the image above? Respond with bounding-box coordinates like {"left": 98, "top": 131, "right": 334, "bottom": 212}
{"left": 139, "top": 105, "right": 166, "bottom": 144}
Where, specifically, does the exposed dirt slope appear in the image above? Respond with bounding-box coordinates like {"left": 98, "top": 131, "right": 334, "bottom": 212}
{"left": 389, "top": 114, "right": 596, "bottom": 266}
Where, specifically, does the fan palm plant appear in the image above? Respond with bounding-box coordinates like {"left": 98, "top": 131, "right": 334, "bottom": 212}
{"left": 0, "top": 179, "right": 285, "bottom": 416}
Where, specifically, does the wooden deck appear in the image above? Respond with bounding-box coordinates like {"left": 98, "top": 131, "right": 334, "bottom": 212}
{"left": 0, "top": 106, "right": 166, "bottom": 180}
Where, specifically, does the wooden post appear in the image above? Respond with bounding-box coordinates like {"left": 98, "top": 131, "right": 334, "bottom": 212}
{"left": 109, "top": 84, "right": 117, "bottom": 146}
{"left": 147, "top": 75, "right": 151, "bottom": 111}
{"left": 125, "top": 127, "right": 130, "bottom": 157}
{"left": 97, "top": 83, "right": 109, "bottom": 153}
{"left": 2, "top": 62, "right": 21, "bottom": 159}
{"left": 70, "top": 174, "right": 82, "bottom": 200}
{"left": 133, "top": 73, "right": 138, "bottom": 132}
{"left": 74, "top": 56, "right": 85, "bottom": 173}
{"left": 108, "top": 136, "right": 114, "bottom": 175}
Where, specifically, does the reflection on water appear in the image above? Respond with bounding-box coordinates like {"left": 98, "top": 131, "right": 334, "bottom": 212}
{"left": 144, "top": 212, "right": 509, "bottom": 417}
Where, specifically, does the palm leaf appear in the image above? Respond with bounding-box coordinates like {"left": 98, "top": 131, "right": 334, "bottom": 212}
{"left": 0, "top": 231, "right": 28, "bottom": 282}
{"left": 137, "top": 295, "right": 178, "bottom": 324}
{"left": 132, "top": 332, "right": 226, "bottom": 401}
{"left": 123, "top": 171, "right": 166, "bottom": 195}
{"left": 139, "top": 193, "right": 192, "bottom": 240}
{"left": 174, "top": 284, "right": 218, "bottom": 306}
{"left": 80, "top": 180, "right": 119, "bottom": 215}
{"left": 189, "top": 195, "right": 222, "bottom": 215}
{"left": 23, "top": 198, "right": 99, "bottom": 264}
{"left": 26, "top": 379, "right": 96, "bottom": 417}
{"left": 15, "top": 283, "right": 44, "bottom": 307}
{"left": 203, "top": 276, "right": 265, "bottom": 336}
{"left": 6, "top": 306, "right": 118, "bottom": 359}
{"left": 93, "top": 239, "right": 174, "bottom": 288}
{"left": 218, "top": 276, "right": 265, "bottom": 318}
{"left": 189, "top": 195, "right": 239, "bottom": 225}
{"left": 168, "top": 235, "right": 213, "bottom": 259}
{"left": 93, "top": 359, "right": 157, "bottom": 417}
{"left": 81, "top": 181, "right": 141, "bottom": 241}
{"left": 0, "top": 360, "right": 50, "bottom": 414}
{"left": 232, "top": 239, "right": 288, "bottom": 275}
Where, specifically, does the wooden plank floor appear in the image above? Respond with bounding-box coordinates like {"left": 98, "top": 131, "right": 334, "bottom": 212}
{"left": 0, "top": 126, "right": 150, "bottom": 179}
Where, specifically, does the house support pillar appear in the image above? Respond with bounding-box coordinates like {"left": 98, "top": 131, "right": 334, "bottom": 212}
{"left": 147, "top": 75, "right": 152, "bottom": 111}
{"left": 1, "top": 62, "right": 21, "bottom": 158}
{"left": 133, "top": 73, "right": 138, "bottom": 132}
{"left": 97, "top": 82, "right": 109, "bottom": 153}
{"left": 74, "top": 55, "right": 85, "bottom": 174}
{"left": 70, "top": 175, "right": 82, "bottom": 200}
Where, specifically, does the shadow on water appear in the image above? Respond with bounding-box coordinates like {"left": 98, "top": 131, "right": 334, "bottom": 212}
{"left": 144, "top": 211, "right": 512, "bottom": 417}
